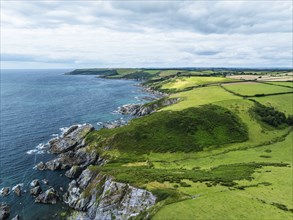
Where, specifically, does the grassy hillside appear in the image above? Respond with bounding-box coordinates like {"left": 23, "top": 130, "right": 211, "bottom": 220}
{"left": 79, "top": 71, "right": 293, "bottom": 219}
{"left": 222, "top": 82, "right": 293, "bottom": 96}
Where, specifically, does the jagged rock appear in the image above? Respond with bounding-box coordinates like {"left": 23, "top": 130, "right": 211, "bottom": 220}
{"left": 118, "top": 98, "right": 179, "bottom": 117}
{"left": 35, "top": 188, "right": 59, "bottom": 204}
{"left": 30, "top": 179, "right": 40, "bottom": 187}
{"left": 63, "top": 168, "right": 98, "bottom": 210}
{"left": 77, "top": 168, "right": 97, "bottom": 190}
{"left": 36, "top": 162, "right": 46, "bottom": 171}
{"left": 49, "top": 124, "right": 94, "bottom": 154}
{"left": 12, "top": 184, "right": 22, "bottom": 196}
{"left": 11, "top": 215, "right": 20, "bottom": 220}
{"left": 65, "top": 166, "right": 83, "bottom": 179}
{"left": 0, "top": 187, "right": 9, "bottom": 197}
{"left": 42, "top": 179, "right": 49, "bottom": 185}
{"left": 30, "top": 186, "right": 42, "bottom": 196}
{"left": 0, "top": 203, "right": 10, "bottom": 220}
{"left": 66, "top": 173, "right": 156, "bottom": 220}
{"left": 40, "top": 149, "right": 99, "bottom": 171}
{"left": 102, "top": 119, "right": 127, "bottom": 129}
{"left": 45, "top": 159, "right": 62, "bottom": 171}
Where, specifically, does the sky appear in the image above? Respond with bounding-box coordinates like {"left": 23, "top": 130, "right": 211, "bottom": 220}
{"left": 1, "top": 0, "right": 292, "bottom": 69}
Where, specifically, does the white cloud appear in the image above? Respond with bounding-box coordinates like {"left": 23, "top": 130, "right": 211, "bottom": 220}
{"left": 1, "top": 0, "right": 292, "bottom": 68}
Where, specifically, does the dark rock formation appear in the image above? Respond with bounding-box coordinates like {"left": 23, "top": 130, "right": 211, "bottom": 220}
{"left": 30, "top": 186, "right": 42, "bottom": 196}
{"left": 35, "top": 188, "right": 59, "bottom": 204}
{"left": 0, "top": 188, "right": 9, "bottom": 197}
{"left": 0, "top": 203, "right": 10, "bottom": 220}
{"left": 65, "top": 166, "right": 83, "bottom": 179}
{"left": 12, "top": 184, "right": 22, "bottom": 196}
{"left": 49, "top": 124, "right": 94, "bottom": 154}
{"left": 37, "top": 149, "right": 98, "bottom": 171}
{"left": 30, "top": 179, "right": 40, "bottom": 187}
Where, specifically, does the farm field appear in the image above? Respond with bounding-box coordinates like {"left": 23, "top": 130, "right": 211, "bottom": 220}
{"left": 251, "top": 93, "right": 293, "bottom": 116}
{"left": 222, "top": 82, "right": 293, "bottom": 96}
{"left": 159, "top": 76, "right": 237, "bottom": 91}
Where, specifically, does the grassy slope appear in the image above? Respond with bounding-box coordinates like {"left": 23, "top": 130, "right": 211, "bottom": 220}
{"left": 222, "top": 82, "right": 293, "bottom": 96}
{"left": 160, "top": 76, "right": 237, "bottom": 91}
{"left": 251, "top": 93, "right": 293, "bottom": 116}
{"left": 82, "top": 73, "right": 292, "bottom": 219}
{"left": 153, "top": 133, "right": 293, "bottom": 220}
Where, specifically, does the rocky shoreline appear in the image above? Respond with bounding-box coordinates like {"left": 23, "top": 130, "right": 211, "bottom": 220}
{"left": 0, "top": 87, "right": 179, "bottom": 220}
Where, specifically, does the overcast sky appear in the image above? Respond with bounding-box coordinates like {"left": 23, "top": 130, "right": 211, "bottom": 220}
{"left": 1, "top": 0, "right": 292, "bottom": 69}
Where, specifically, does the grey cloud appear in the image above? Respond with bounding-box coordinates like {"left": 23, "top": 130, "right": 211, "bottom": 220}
{"left": 1, "top": 53, "right": 76, "bottom": 64}
{"left": 1, "top": 1, "right": 292, "bottom": 34}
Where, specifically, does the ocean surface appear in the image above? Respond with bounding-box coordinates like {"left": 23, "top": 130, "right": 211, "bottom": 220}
{"left": 0, "top": 69, "right": 155, "bottom": 219}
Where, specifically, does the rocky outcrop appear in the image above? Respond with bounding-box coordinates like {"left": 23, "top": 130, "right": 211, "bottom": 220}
{"left": 30, "top": 179, "right": 40, "bottom": 187}
{"left": 0, "top": 188, "right": 9, "bottom": 197}
{"left": 65, "top": 166, "right": 84, "bottom": 179}
{"left": 63, "top": 168, "right": 97, "bottom": 210}
{"left": 49, "top": 124, "right": 94, "bottom": 154}
{"left": 118, "top": 104, "right": 153, "bottom": 117}
{"left": 35, "top": 188, "right": 59, "bottom": 204}
{"left": 65, "top": 170, "right": 156, "bottom": 220}
{"left": 0, "top": 203, "right": 10, "bottom": 220}
{"left": 30, "top": 186, "right": 42, "bottom": 196}
{"left": 12, "top": 184, "right": 22, "bottom": 197}
{"left": 102, "top": 119, "right": 127, "bottom": 129}
{"left": 36, "top": 149, "right": 99, "bottom": 171}
{"left": 118, "top": 98, "right": 180, "bottom": 117}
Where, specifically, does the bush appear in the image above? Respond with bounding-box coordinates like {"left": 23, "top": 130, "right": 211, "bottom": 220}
{"left": 252, "top": 103, "right": 288, "bottom": 127}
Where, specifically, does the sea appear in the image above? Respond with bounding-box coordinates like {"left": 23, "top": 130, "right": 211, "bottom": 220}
{"left": 0, "top": 69, "right": 156, "bottom": 219}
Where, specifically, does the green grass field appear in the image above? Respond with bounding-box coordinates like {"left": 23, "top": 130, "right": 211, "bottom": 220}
{"left": 222, "top": 82, "right": 293, "bottom": 96}
{"left": 77, "top": 69, "right": 293, "bottom": 220}
{"left": 265, "top": 81, "right": 293, "bottom": 88}
{"left": 162, "top": 86, "right": 242, "bottom": 111}
{"left": 251, "top": 93, "right": 293, "bottom": 116}
{"left": 159, "top": 76, "right": 237, "bottom": 91}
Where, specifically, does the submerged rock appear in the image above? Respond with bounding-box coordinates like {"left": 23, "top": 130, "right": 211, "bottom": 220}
{"left": 49, "top": 124, "right": 94, "bottom": 154}
{"left": 42, "top": 179, "right": 49, "bottom": 185}
{"left": 11, "top": 215, "right": 20, "bottom": 220}
{"left": 36, "top": 162, "right": 46, "bottom": 171}
{"left": 0, "top": 188, "right": 10, "bottom": 197}
{"left": 0, "top": 203, "right": 10, "bottom": 220}
{"left": 30, "top": 186, "right": 42, "bottom": 196}
{"left": 12, "top": 184, "right": 22, "bottom": 197}
{"left": 35, "top": 188, "right": 59, "bottom": 204}
{"left": 30, "top": 179, "right": 40, "bottom": 187}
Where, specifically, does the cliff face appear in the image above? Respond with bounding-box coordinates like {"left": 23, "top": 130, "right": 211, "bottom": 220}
{"left": 64, "top": 169, "right": 156, "bottom": 220}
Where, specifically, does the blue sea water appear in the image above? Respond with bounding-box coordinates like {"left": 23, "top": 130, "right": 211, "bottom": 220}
{"left": 0, "top": 69, "right": 155, "bottom": 219}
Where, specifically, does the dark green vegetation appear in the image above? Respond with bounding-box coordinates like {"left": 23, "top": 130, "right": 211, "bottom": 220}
{"left": 86, "top": 105, "right": 248, "bottom": 153}
{"left": 252, "top": 102, "right": 292, "bottom": 127}
{"left": 71, "top": 68, "right": 292, "bottom": 219}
